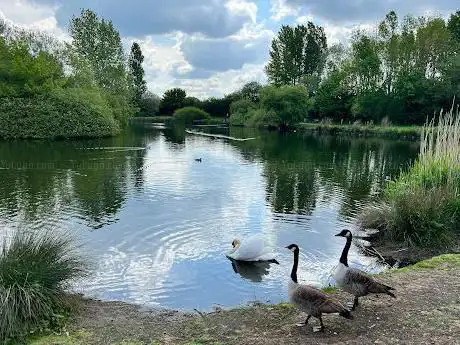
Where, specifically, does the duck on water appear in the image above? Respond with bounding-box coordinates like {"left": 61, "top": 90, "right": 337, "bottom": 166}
{"left": 334, "top": 229, "right": 396, "bottom": 310}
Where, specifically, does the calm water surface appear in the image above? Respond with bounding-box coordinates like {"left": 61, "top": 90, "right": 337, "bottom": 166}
{"left": 0, "top": 125, "right": 418, "bottom": 310}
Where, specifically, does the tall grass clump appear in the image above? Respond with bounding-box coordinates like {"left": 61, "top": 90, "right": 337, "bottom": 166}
{"left": 0, "top": 230, "right": 88, "bottom": 343}
{"left": 359, "top": 105, "right": 460, "bottom": 247}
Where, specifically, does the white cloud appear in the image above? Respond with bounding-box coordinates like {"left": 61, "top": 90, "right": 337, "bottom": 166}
{"left": 0, "top": 0, "right": 55, "bottom": 25}
{"left": 226, "top": 0, "right": 258, "bottom": 23}
{"left": 0, "top": 0, "right": 68, "bottom": 41}
{"left": 270, "top": 0, "right": 298, "bottom": 21}
{"left": 172, "top": 62, "right": 267, "bottom": 99}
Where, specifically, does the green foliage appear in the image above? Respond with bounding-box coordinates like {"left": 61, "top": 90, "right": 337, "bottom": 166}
{"left": 0, "top": 230, "right": 87, "bottom": 343}
{"left": 0, "top": 37, "right": 65, "bottom": 97}
{"left": 313, "top": 67, "right": 353, "bottom": 120}
{"left": 0, "top": 88, "right": 120, "bottom": 139}
{"left": 260, "top": 85, "right": 310, "bottom": 127}
{"left": 229, "top": 86, "right": 310, "bottom": 128}
{"left": 245, "top": 108, "right": 278, "bottom": 128}
{"left": 69, "top": 9, "right": 128, "bottom": 95}
{"left": 266, "top": 23, "right": 327, "bottom": 86}
{"left": 138, "top": 91, "right": 160, "bottom": 116}
{"left": 172, "top": 106, "right": 210, "bottom": 125}
{"left": 202, "top": 94, "right": 238, "bottom": 117}
{"left": 359, "top": 107, "right": 460, "bottom": 246}
{"left": 448, "top": 11, "right": 460, "bottom": 43}
{"left": 240, "top": 82, "right": 262, "bottom": 103}
{"left": 160, "top": 88, "right": 186, "bottom": 115}
{"left": 230, "top": 99, "right": 256, "bottom": 116}
{"left": 128, "top": 42, "right": 146, "bottom": 106}
{"left": 183, "top": 96, "right": 202, "bottom": 108}
{"left": 264, "top": 10, "right": 459, "bottom": 125}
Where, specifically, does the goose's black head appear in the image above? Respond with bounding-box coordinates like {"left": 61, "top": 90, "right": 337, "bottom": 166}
{"left": 335, "top": 229, "right": 352, "bottom": 238}
{"left": 285, "top": 244, "right": 299, "bottom": 253}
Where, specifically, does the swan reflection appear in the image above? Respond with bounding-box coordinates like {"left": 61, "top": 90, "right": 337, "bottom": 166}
{"left": 228, "top": 257, "right": 279, "bottom": 282}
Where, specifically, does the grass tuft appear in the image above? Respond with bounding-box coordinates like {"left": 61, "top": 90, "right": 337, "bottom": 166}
{"left": 396, "top": 254, "right": 460, "bottom": 272}
{"left": 359, "top": 105, "right": 460, "bottom": 247}
{"left": 0, "top": 230, "right": 88, "bottom": 343}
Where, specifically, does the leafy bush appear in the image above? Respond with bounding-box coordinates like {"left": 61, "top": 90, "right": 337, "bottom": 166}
{"left": 230, "top": 99, "right": 256, "bottom": 115}
{"left": 0, "top": 88, "right": 120, "bottom": 139}
{"left": 172, "top": 106, "right": 210, "bottom": 125}
{"left": 260, "top": 85, "right": 310, "bottom": 128}
{"left": 136, "top": 91, "right": 160, "bottom": 117}
{"left": 159, "top": 88, "right": 186, "bottom": 115}
{"left": 0, "top": 37, "right": 65, "bottom": 98}
{"left": 245, "top": 108, "right": 278, "bottom": 128}
{"left": 359, "top": 106, "right": 460, "bottom": 246}
{"left": 0, "top": 230, "right": 88, "bottom": 342}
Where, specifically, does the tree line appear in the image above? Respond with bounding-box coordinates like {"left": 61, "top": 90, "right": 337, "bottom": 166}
{"left": 158, "top": 10, "right": 459, "bottom": 128}
{"left": 265, "top": 10, "right": 460, "bottom": 125}
{"left": 1, "top": 8, "right": 459, "bottom": 138}
{"left": 222, "top": 11, "right": 460, "bottom": 128}
{"left": 0, "top": 9, "right": 148, "bottom": 139}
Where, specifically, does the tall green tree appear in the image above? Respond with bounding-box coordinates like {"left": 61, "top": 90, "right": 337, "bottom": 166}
{"left": 128, "top": 42, "right": 146, "bottom": 106}
{"left": 240, "top": 81, "right": 262, "bottom": 102}
{"left": 69, "top": 9, "right": 128, "bottom": 95}
{"left": 447, "top": 11, "right": 460, "bottom": 44}
{"left": 159, "top": 88, "right": 186, "bottom": 115}
{"left": 266, "top": 23, "right": 327, "bottom": 86}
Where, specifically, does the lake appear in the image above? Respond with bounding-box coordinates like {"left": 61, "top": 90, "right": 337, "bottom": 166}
{"left": 0, "top": 125, "right": 419, "bottom": 311}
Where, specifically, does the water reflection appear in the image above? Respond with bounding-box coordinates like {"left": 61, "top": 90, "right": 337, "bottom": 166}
{"left": 0, "top": 128, "right": 157, "bottom": 229}
{"left": 0, "top": 125, "right": 419, "bottom": 310}
{"left": 229, "top": 258, "right": 280, "bottom": 283}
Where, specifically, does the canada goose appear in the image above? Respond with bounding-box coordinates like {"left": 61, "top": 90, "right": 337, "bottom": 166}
{"left": 227, "top": 233, "right": 278, "bottom": 263}
{"left": 194, "top": 158, "right": 202, "bottom": 162}
{"left": 286, "top": 244, "right": 353, "bottom": 332}
{"left": 334, "top": 229, "right": 396, "bottom": 310}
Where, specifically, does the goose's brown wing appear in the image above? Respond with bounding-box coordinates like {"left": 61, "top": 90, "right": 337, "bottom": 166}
{"left": 294, "top": 285, "right": 349, "bottom": 314}
{"left": 347, "top": 268, "right": 394, "bottom": 294}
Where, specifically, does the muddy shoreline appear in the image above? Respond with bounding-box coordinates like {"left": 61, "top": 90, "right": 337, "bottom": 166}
{"left": 31, "top": 254, "right": 460, "bottom": 345}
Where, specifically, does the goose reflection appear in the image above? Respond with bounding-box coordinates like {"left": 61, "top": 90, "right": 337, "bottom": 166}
{"left": 228, "top": 257, "right": 279, "bottom": 282}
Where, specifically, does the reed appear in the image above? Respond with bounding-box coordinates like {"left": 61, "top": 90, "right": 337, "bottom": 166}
{"left": 359, "top": 104, "right": 460, "bottom": 246}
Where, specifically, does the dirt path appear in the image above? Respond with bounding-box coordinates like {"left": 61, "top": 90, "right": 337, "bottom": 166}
{"left": 33, "top": 255, "right": 460, "bottom": 345}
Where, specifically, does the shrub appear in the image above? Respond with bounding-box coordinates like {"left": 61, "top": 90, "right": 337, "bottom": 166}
{"left": 245, "top": 108, "right": 278, "bottom": 128}
{"left": 0, "top": 88, "right": 120, "bottom": 139}
{"left": 260, "top": 85, "right": 310, "bottom": 128}
{"left": 359, "top": 105, "right": 460, "bottom": 246}
{"left": 0, "top": 230, "right": 88, "bottom": 342}
{"left": 229, "top": 99, "right": 256, "bottom": 115}
{"left": 172, "top": 106, "right": 210, "bottom": 125}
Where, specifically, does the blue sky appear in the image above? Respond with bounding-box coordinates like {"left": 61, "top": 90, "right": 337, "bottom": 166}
{"left": 0, "top": 0, "right": 457, "bottom": 99}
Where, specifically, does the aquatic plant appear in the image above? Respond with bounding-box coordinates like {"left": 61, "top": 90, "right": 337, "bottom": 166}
{"left": 359, "top": 104, "right": 460, "bottom": 246}
{"left": 0, "top": 230, "right": 88, "bottom": 343}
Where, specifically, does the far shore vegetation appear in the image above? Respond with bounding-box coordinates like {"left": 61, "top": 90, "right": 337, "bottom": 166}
{"left": 1, "top": 10, "right": 459, "bottom": 139}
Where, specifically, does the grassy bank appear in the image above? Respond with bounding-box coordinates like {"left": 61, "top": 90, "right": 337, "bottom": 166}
{"left": 29, "top": 254, "right": 460, "bottom": 345}
{"left": 0, "top": 230, "right": 87, "bottom": 344}
{"left": 297, "top": 122, "right": 422, "bottom": 140}
{"left": 359, "top": 106, "right": 460, "bottom": 247}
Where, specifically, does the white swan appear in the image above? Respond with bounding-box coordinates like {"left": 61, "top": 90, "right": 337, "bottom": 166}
{"left": 226, "top": 233, "right": 278, "bottom": 262}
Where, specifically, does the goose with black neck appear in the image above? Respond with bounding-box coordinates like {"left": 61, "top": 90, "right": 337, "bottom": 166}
{"left": 286, "top": 244, "right": 353, "bottom": 332}
{"left": 334, "top": 229, "right": 396, "bottom": 311}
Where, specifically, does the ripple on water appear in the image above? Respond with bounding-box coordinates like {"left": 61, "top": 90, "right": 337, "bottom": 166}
{"left": 0, "top": 129, "right": 414, "bottom": 310}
